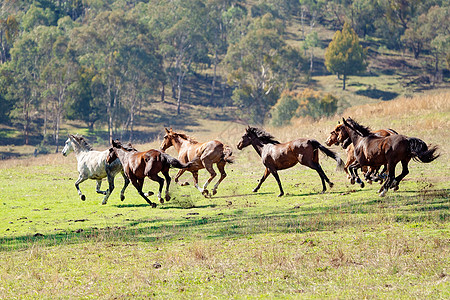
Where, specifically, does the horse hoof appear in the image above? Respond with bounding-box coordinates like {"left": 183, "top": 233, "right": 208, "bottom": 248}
{"left": 350, "top": 179, "right": 355, "bottom": 185}
{"left": 165, "top": 195, "right": 171, "bottom": 202}
{"left": 181, "top": 182, "right": 190, "bottom": 186}
{"left": 202, "top": 189, "right": 209, "bottom": 197}
{"left": 359, "top": 182, "right": 365, "bottom": 188}
{"left": 102, "top": 200, "right": 107, "bottom": 205}
{"left": 212, "top": 190, "right": 217, "bottom": 196}
{"left": 277, "top": 193, "right": 284, "bottom": 197}
{"left": 393, "top": 185, "right": 399, "bottom": 191}
{"left": 151, "top": 203, "right": 157, "bottom": 208}
{"left": 329, "top": 182, "right": 334, "bottom": 188}
{"left": 159, "top": 199, "right": 164, "bottom": 204}
{"left": 120, "top": 195, "right": 125, "bottom": 201}
{"left": 379, "top": 191, "right": 386, "bottom": 197}
{"left": 144, "top": 191, "right": 154, "bottom": 197}
{"left": 252, "top": 188, "right": 258, "bottom": 193}
{"left": 81, "top": 195, "right": 86, "bottom": 201}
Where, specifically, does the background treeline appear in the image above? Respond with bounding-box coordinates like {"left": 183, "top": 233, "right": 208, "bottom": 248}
{"left": 0, "top": 0, "right": 449, "bottom": 150}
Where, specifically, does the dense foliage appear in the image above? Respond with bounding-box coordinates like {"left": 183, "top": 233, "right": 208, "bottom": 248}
{"left": 0, "top": 0, "right": 448, "bottom": 147}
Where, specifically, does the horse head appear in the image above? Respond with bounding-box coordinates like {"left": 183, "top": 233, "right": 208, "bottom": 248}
{"left": 237, "top": 127, "right": 254, "bottom": 150}
{"left": 161, "top": 128, "right": 174, "bottom": 151}
{"left": 62, "top": 135, "right": 74, "bottom": 156}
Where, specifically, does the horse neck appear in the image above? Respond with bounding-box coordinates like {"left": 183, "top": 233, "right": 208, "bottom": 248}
{"left": 72, "top": 142, "right": 90, "bottom": 158}
{"left": 115, "top": 147, "right": 133, "bottom": 163}
{"left": 250, "top": 139, "right": 266, "bottom": 157}
{"left": 345, "top": 127, "right": 363, "bottom": 145}
{"left": 172, "top": 136, "right": 191, "bottom": 153}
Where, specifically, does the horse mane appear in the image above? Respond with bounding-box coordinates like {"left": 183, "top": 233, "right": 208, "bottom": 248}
{"left": 247, "top": 127, "right": 280, "bottom": 144}
{"left": 112, "top": 139, "right": 137, "bottom": 151}
{"left": 176, "top": 133, "right": 198, "bottom": 144}
{"left": 345, "top": 118, "right": 371, "bottom": 137}
{"left": 72, "top": 134, "right": 93, "bottom": 151}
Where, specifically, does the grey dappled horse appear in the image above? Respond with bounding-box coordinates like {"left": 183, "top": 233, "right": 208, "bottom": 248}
{"left": 62, "top": 134, "right": 129, "bottom": 204}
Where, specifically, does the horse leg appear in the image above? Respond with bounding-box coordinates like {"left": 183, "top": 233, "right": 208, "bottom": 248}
{"left": 270, "top": 169, "right": 284, "bottom": 197}
{"left": 212, "top": 161, "right": 227, "bottom": 195}
{"left": 201, "top": 161, "right": 217, "bottom": 197}
{"left": 131, "top": 176, "right": 156, "bottom": 207}
{"left": 309, "top": 162, "right": 332, "bottom": 193}
{"left": 101, "top": 173, "right": 114, "bottom": 205}
{"left": 174, "top": 169, "right": 189, "bottom": 186}
{"left": 162, "top": 170, "right": 172, "bottom": 202}
{"left": 95, "top": 180, "right": 107, "bottom": 195}
{"left": 191, "top": 171, "right": 204, "bottom": 194}
{"left": 379, "top": 163, "right": 396, "bottom": 197}
{"left": 345, "top": 152, "right": 354, "bottom": 184}
{"left": 349, "top": 163, "right": 364, "bottom": 188}
{"left": 391, "top": 159, "right": 410, "bottom": 191}
{"left": 120, "top": 171, "right": 130, "bottom": 201}
{"left": 74, "top": 174, "right": 88, "bottom": 201}
{"left": 253, "top": 168, "right": 271, "bottom": 193}
{"left": 149, "top": 174, "right": 165, "bottom": 204}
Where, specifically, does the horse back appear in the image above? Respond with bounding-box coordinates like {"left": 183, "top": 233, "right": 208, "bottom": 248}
{"left": 77, "top": 150, "right": 109, "bottom": 179}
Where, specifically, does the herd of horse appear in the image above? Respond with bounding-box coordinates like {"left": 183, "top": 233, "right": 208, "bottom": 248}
{"left": 62, "top": 117, "right": 439, "bottom": 207}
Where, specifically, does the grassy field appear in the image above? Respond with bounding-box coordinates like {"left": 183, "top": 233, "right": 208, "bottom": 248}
{"left": 0, "top": 93, "right": 449, "bottom": 298}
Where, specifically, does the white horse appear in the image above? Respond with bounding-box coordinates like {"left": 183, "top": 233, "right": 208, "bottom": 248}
{"left": 62, "top": 134, "right": 129, "bottom": 204}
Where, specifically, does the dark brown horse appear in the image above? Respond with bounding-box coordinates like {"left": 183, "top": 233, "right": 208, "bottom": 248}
{"left": 341, "top": 117, "right": 439, "bottom": 196}
{"left": 326, "top": 122, "right": 398, "bottom": 184}
{"left": 237, "top": 127, "right": 344, "bottom": 196}
{"left": 107, "top": 139, "right": 192, "bottom": 207}
{"left": 160, "top": 128, "right": 233, "bottom": 197}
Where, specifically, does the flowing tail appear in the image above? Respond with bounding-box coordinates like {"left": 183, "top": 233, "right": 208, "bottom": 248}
{"left": 408, "top": 138, "right": 440, "bottom": 163}
{"left": 222, "top": 145, "right": 234, "bottom": 164}
{"left": 162, "top": 153, "right": 193, "bottom": 169}
{"left": 311, "top": 140, "right": 345, "bottom": 171}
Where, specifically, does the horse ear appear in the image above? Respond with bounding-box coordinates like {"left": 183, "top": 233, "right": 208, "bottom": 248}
{"left": 165, "top": 128, "right": 170, "bottom": 134}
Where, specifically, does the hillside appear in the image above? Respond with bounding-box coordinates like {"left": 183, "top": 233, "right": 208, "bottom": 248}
{"left": 0, "top": 0, "right": 449, "bottom": 158}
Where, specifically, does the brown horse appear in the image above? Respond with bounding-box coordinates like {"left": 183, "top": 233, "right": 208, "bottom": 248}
{"left": 160, "top": 128, "right": 233, "bottom": 197}
{"left": 341, "top": 118, "right": 439, "bottom": 196}
{"left": 326, "top": 123, "right": 398, "bottom": 184}
{"left": 237, "top": 127, "right": 344, "bottom": 196}
{"left": 107, "top": 139, "right": 193, "bottom": 207}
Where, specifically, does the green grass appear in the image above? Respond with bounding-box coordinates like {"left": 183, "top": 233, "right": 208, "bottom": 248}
{"left": 0, "top": 148, "right": 448, "bottom": 298}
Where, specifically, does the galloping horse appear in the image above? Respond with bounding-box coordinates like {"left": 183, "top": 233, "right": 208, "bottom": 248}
{"left": 341, "top": 117, "right": 439, "bottom": 196}
{"left": 160, "top": 128, "right": 234, "bottom": 197}
{"left": 237, "top": 127, "right": 344, "bottom": 196}
{"left": 107, "top": 139, "right": 193, "bottom": 207}
{"left": 62, "top": 134, "right": 129, "bottom": 205}
{"left": 326, "top": 123, "right": 398, "bottom": 184}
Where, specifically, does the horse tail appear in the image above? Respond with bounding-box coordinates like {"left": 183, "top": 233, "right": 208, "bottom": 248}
{"left": 407, "top": 138, "right": 440, "bottom": 163}
{"left": 161, "top": 153, "right": 192, "bottom": 169}
{"left": 222, "top": 145, "right": 234, "bottom": 164}
{"left": 311, "top": 140, "right": 345, "bottom": 171}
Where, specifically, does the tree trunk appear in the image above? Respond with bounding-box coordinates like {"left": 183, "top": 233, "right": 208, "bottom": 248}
{"left": 342, "top": 74, "right": 346, "bottom": 90}
{"left": 210, "top": 49, "right": 218, "bottom": 105}
{"left": 160, "top": 82, "right": 165, "bottom": 102}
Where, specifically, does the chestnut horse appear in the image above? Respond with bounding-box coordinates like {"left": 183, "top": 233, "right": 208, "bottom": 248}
{"left": 341, "top": 118, "right": 439, "bottom": 196}
{"left": 107, "top": 139, "right": 193, "bottom": 207}
{"left": 237, "top": 127, "right": 344, "bottom": 196}
{"left": 160, "top": 128, "right": 234, "bottom": 197}
{"left": 326, "top": 123, "right": 398, "bottom": 184}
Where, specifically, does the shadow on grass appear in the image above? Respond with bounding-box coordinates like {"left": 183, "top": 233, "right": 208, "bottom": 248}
{"left": 355, "top": 88, "right": 399, "bottom": 101}
{"left": 1, "top": 188, "right": 448, "bottom": 251}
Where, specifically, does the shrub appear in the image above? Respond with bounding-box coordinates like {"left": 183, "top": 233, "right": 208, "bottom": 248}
{"left": 271, "top": 89, "right": 339, "bottom": 126}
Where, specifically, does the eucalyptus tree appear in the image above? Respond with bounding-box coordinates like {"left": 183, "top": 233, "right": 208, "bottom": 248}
{"left": 147, "top": 0, "right": 210, "bottom": 114}
{"left": 224, "top": 13, "right": 304, "bottom": 124}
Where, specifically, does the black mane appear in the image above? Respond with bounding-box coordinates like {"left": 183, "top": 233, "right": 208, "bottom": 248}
{"left": 112, "top": 139, "right": 137, "bottom": 151}
{"left": 345, "top": 118, "right": 371, "bottom": 137}
{"left": 247, "top": 127, "right": 280, "bottom": 144}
